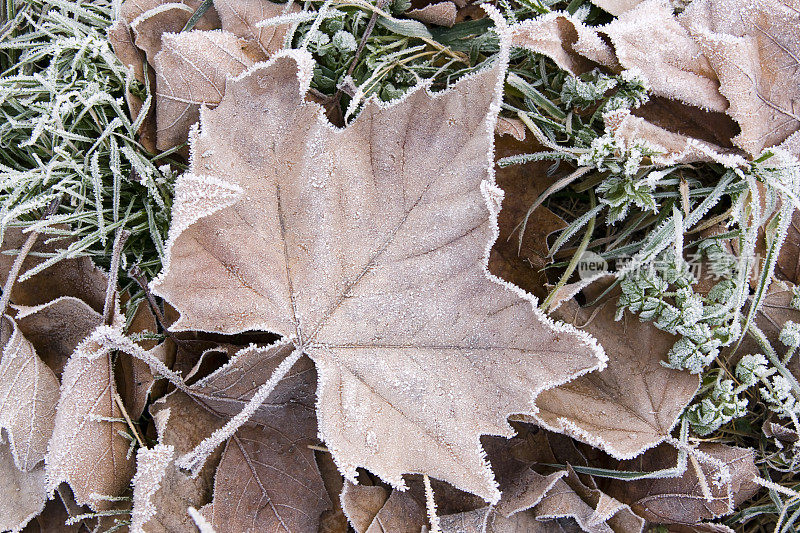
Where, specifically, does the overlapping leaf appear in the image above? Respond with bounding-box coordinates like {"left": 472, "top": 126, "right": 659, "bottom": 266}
{"left": 150, "top": 40, "right": 606, "bottom": 501}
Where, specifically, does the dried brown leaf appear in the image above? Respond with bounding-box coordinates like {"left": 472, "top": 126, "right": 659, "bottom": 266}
{"left": 494, "top": 117, "right": 526, "bottom": 141}
{"left": 46, "top": 325, "right": 136, "bottom": 510}
{"left": 214, "top": 0, "right": 300, "bottom": 58}
{"left": 0, "top": 440, "right": 47, "bottom": 533}
{"left": 510, "top": 14, "right": 617, "bottom": 76}
{"left": 131, "top": 2, "right": 220, "bottom": 66}
{"left": 600, "top": 0, "right": 728, "bottom": 112}
{"left": 534, "top": 293, "right": 700, "bottom": 459}
{"left": 153, "top": 30, "right": 254, "bottom": 151}
{"left": 120, "top": 0, "right": 221, "bottom": 28}
{"left": 151, "top": 43, "right": 605, "bottom": 502}
{"left": 602, "top": 443, "right": 759, "bottom": 524}
{"left": 341, "top": 481, "right": 427, "bottom": 533}
{"left": 687, "top": 0, "right": 800, "bottom": 157}
{"left": 0, "top": 228, "right": 108, "bottom": 313}
{"left": 14, "top": 296, "right": 102, "bottom": 378}
{"left": 0, "top": 317, "right": 60, "bottom": 472}
{"left": 407, "top": 2, "right": 458, "bottom": 27}
{"left": 146, "top": 342, "right": 330, "bottom": 532}
{"left": 777, "top": 212, "right": 800, "bottom": 284}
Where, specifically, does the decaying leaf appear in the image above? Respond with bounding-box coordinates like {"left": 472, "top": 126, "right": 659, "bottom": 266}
{"left": 131, "top": 3, "right": 220, "bottom": 66}
{"left": 341, "top": 481, "right": 427, "bottom": 533}
{"left": 150, "top": 36, "right": 606, "bottom": 501}
{"left": 215, "top": 0, "right": 301, "bottom": 57}
{"left": 601, "top": 0, "right": 728, "bottom": 112}
{"left": 14, "top": 296, "right": 103, "bottom": 378}
{"left": 534, "top": 290, "right": 700, "bottom": 459}
{"left": 406, "top": 2, "right": 458, "bottom": 27}
{"left": 602, "top": 443, "right": 759, "bottom": 524}
{"left": 0, "top": 227, "right": 108, "bottom": 313}
{"left": 154, "top": 30, "right": 254, "bottom": 151}
{"left": 686, "top": 0, "right": 800, "bottom": 157}
{"left": 45, "top": 325, "right": 136, "bottom": 510}
{"left": 509, "top": 13, "right": 618, "bottom": 76}
{"left": 0, "top": 439, "right": 47, "bottom": 533}
{"left": 146, "top": 342, "right": 330, "bottom": 532}
{"left": 0, "top": 316, "right": 60, "bottom": 472}
{"left": 776, "top": 212, "right": 800, "bottom": 284}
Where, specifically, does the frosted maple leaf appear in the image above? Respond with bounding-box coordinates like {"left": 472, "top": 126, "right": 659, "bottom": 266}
{"left": 151, "top": 18, "right": 605, "bottom": 502}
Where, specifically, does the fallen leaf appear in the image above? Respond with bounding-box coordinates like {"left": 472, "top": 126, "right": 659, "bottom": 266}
{"left": 510, "top": 13, "right": 618, "bottom": 76}
{"left": 154, "top": 30, "right": 254, "bottom": 151}
{"left": 407, "top": 2, "right": 458, "bottom": 27}
{"left": 46, "top": 325, "right": 136, "bottom": 510}
{"left": 488, "top": 135, "right": 567, "bottom": 300}
{"left": 494, "top": 117, "right": 526, "bottom": 141}
{"left": 120, "top": 0, "right": 221, "bottom": 29}
{"left": 0, "top": 439, "right": 47, "bottom": 533}
{"left": 0, "top": 316, "right": 60, "bottom": 472}
{"left": 600, "top": 0, "right": 728, "bottom": 113}
{"left": 151, "top": 41, "right": 606, "bottom": 501}
{"left": 341, "top": 481, "right": 427, "bottom": 533}
{"left": 0, "top": 227, "right": 108, "bottom": 313}
{"left": 215, "top": 0, "right": 301, "bottom": 57}
{"left": 601, "top": 443, "right": 759, "bottom": 524}
{"left": 687, "top": 0, "right": 800, "bottom": 157}
{"left": 139, "top": 393, "right": 224, "bottom": 532}
{"left": 147, "top": 341, "right": 331, "bottom": 532}
{"left": 14, "top": 296, "right": 103, "bottom": 378}
{"left": 534, "top": 289, "right": 700, "bottom": 459}
{"left": 131, "top": 2, "right": 220, "bottom": 66}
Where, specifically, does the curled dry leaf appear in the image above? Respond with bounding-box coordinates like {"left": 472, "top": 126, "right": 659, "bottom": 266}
{"left": 406, "top": 2, "right": 458, "bottom": 27}
{"left": 686, "top": 0, "right": 800, "bottom": 157}
{"left": 600, "top": 0, "right": 728, "bottom": 113}
{"left": 144, "top": 342, "right": 330, "bottom": 532}
{"left": 150, "top": 39, "right": 606, "bottom": 501}
{"left": 341, "top": 481, "right": 427, "bottom": 533}
{"left": 46, "top": 325, "right": 136, "bottom": 510}
{"left": 534, "top": 289, "right": 700, "bottom": 459}
{"left": 0, "top": 316, "right": 60, "bottom": 473}
{"left": 215, "top": 0, "right": 301, "bottom": 57}
{"left": 601, "top": 443, "right": 760, "bottom": 524}
{"left": 14, "top": 297, "right": 106, "bottom": 378}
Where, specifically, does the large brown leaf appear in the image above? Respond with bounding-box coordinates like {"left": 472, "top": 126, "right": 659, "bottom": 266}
{"left": 687, "top": 0, "right": 800, "bottom": 157}
{"left": 341, "top": 481, "right": 427, "bottom": 533}
{"left": 0, "top": 316, "right": 60, "bottom": 472}
{"left": 151, "top": 41, "right": 606, "bottom": 502}
{"left": 45, "top": 325, "right": 136, "bottom": 510}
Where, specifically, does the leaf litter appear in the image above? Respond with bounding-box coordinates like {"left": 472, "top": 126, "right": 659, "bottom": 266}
{"left": 3, "top": 0, "right": 800, "bottom": 530}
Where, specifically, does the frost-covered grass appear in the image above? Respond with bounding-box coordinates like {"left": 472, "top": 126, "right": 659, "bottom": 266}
{"left": 0, "top": 0, "right": 174, "bottom": 307}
